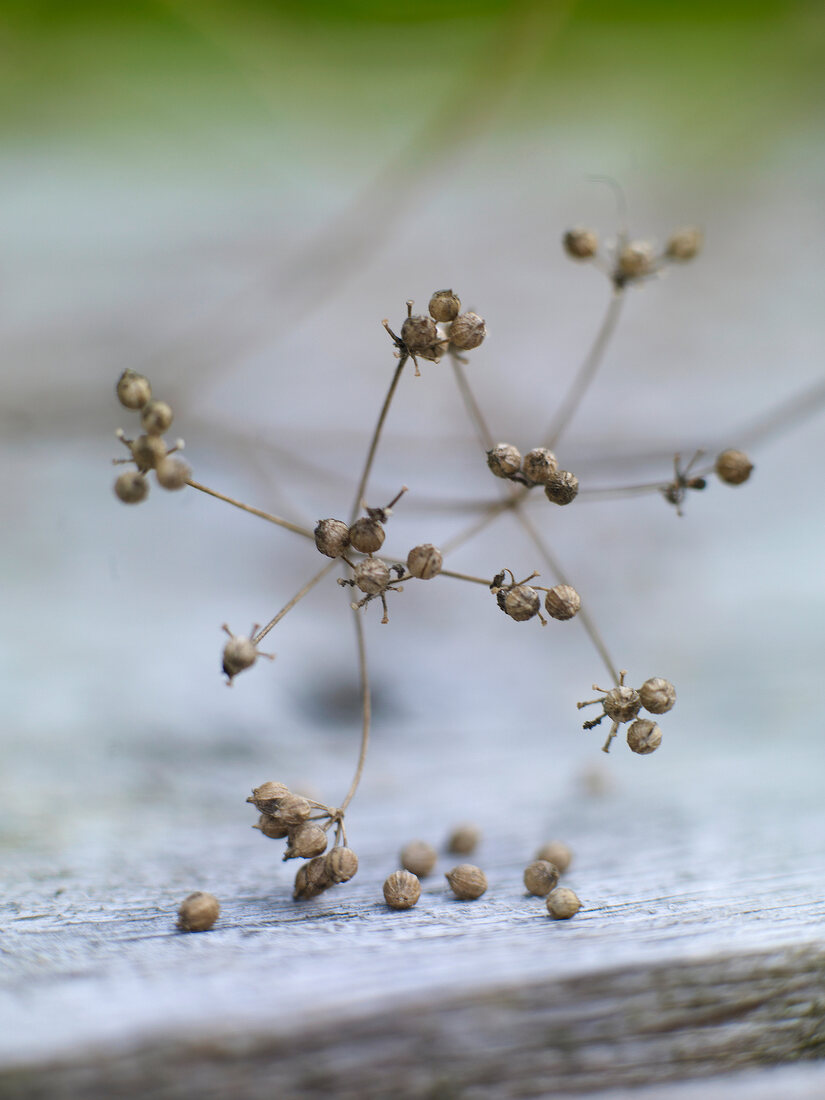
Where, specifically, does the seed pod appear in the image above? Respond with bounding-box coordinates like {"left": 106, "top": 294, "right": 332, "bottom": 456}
{"left": 563, "top": 227, "right": 598, "bottom": 260}
{"left": 535, "top": 840, "right": 572, "bottom": 873}
{"left": 447, "top": 823, "right": 481, "bottom": 856}
{"left": 294, "top": 856, "right": 332, "bottom": 900}
{"left": 449, "top": 312, "right": 486, "bottom": 351}
{"left": 428, "top": 289, "right": 461, "bottom": 322}
{"left": 222, "top": 635, "right": 258, "bottom": 682}
{"left": 354, "top": 557, "right": 390, "bottom": 595}
{"left": 406, "top": 543, "right": 443, "bottom": 580}
{"left": 715, "top": 449, "right": 753, "bottom": 486}
{"left": 326, "top": 846, "right": 359, "bottom": 883}
{"left": 665, "top": 227, "right": 702, "bottom": 261}
{"left": 487, "top": 443, "right": 522, "bottom": 479}
{"left": 524, "top": 860, "right": 560, "bottom": 897}
{"left": 400, "top": 839, "right": 438, "bottom": 878}
{"left": 639, "top": 677, "right": 676, "bottom": 715}
{"left": 627, "top": 718, "right": 662, "bottom": 755}
{"left": 248, "top": 781, "right": 290, "bottom": 814}
{"left": 116, "top": 369, "right": 152, "bottom": 410}
{"left": 546, "top": 886, "right": 581, "bottom": 920}
{"left": 284, "top": 822, "right": 328, "bottom": 859}
{"left": 617, "top": 241, "right": 655, "bottom": 280}
{"left": 603, "top": 685, "right": 641, "bottom": 724}
{"left": 140, "top": 399, "right": 174, "bottom": 436}
{"left": 544, "top": 584, "right": 581, "bottom": 621}
{"left": 383, "top": 869, "right": 421, "bottom": 910}
{"left": 114, "top": 470, "right": 148, "bottom": 504}
{"left": 401, "top": 314, "right": 438, "bottom": 354}
{"left": 314, "top": 518, "right": 350, "bottom": 558}
{"left": 156, "top": 456, "right": 191, "bottom": 491}
{"left": 131, "top": 434, "right": 167, "bottom": 472}
{"left": 349, "top": 517, "right": 385, "bottom": 554}
{"left": 521, "top": 447, "right": 558, "bottom": 485}
{"left": 446, "top": 864, "right": 488, "bottom": 900}
{"left": 544, "top": 470, "right": 579, "bottom": 506}
{"left": 504, "top": 585, "right": 540, "bottom": 622}
{"left": 254, "top": 813, "right": 290, "bottom": 839}
{"left": 176, "top": 891, "right": 220, "bottom": 932}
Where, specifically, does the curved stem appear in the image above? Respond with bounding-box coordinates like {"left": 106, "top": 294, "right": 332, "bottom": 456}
{"left": 186, "top": 479, "right": 313, "bottom": 539}
{"left": 543, "top": 287, "right": 625, "bottom": 450}
{"left": 253, "top": 560, "right": 337, "bottom": 645}
{"left": 340, "top": 608, "right": 371, "bottom": 812}
{"left": 350, "top": 357, "right": 408, "bottom": 523}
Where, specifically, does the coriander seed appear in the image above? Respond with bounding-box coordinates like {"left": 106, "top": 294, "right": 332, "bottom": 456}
{"left": 524, "top": 860, "right": 560, "bottom": 897}
{"left": 546, "top": 886, "right": 581, "bottom": 920}
{"left": 627, "top": 717, "right": 662, "bottom": 755}
{"left": 617, "top": 241, "right": 655, "bottom": 281}
{"left": 406, "top": 543, "right": 443, "bottom": 580}
{"left": 383, "top": 869, "right": 421, "bottom": 910}
{"left": 116, "top": 369, "right": 152, "bottom": 410}
{"left": 428, "top": 289, "right": 461, "bottom": 322}
{"left": 294, "top": 856, "right": 332, "bottom": 900}
{"left": 603, "top": 685, "right": 641, "bottom": 724}
{"left": 177, "top": 891, "right": 220, "bottom": 932}
{"left": 156, "top": 456, "right": 191, "bottom": 491}
{"left": 400, "top": 840, "right": 437, "bottom": 878}
{"left": 284, "top": 822, "right": 328, "bottom": 859}
{"left": 504, "top": 585, "right": 540, "bottom": 622}
{"left": 140, "top": 399, "right": 174, "bottom": 437}
{"left": 521, "top": 447, "right": 558, "bottom": 485}
{"left": 247, "top": 780, "right": 290, "bottom": 814}
{"left": 544, "top": 584, "right": 581, "bottom": 621}
{"left": 401, "top": 313, "right": 438, "bottom": 354}
{"left": 544, "top": 470, "right": 579, "bottom": 505}
{"left": 487, "top": 443, "right": 522, "bottom": 479}
{"left": 715, "top": 449, "right": 753, "bottom": 485}
{"left": 254, "top": 813, "right": 289, "bottom": 840}
{"left": 114, "top": 470, "right": 148, "bottom": 504}
{"left": 449, "top": 311, "right": 486, "bottom": 351}
{"left": 639, "top": 677, "right": 676, "bottom": 714}
{"left": 535, "top": 840, "right": 572, "bottom": 873}
{"left": 563, "top": 227, "right": 598, "bottom": 260}
{"left": 274, "top": 793, "right": 312, "bottom": 826}
{"left": 665, "top": 227, "right": 702, "bottom": 261}
{"left": 354, "top": 557, "right": 390, "bottom": 595}
{"left": 131, "top": 434, "right": 167, "bottom": 472}
{"left": 349, "top": 516, "right": 385, "bottom": 554}
{"left": 446, "top": 864, "right": 487, "bottom": 900}
{"left": 326, "top": 846, "right": 359, "bottom": 883}
{"left": 314, "top": 518, "right": 350, "bottom": 558}
{"left": 447, "top": 823, "right": 480, "bottom": 855}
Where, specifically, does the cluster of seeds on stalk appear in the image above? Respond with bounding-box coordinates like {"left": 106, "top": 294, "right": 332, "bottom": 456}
{"left": 487, "top": 443, "right": 579, "bottom": 506}
{"left": 661, "top": 449, "right": 754, "bottom": 515}
{"left": 563, "top": 224, "right": 702, "bottom": 288}
{"left": 578, "top": 671, "right": 676, "bottom": 754}
{"left": 112, "top": 370, "right": 191, "bottom": 504}
{"left": 490, "top": 568, "right": 582, "bottom": 626}
{"left": 247, "top": 781, "right": 358, "bottom": 899}
{"left": 383, "top": 290, "right": 486, "bottom": 376}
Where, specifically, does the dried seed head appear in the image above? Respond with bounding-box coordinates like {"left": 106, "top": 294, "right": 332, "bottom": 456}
{"left": 428, "top": 289, "right": 461, "bottom": 322}
{"left": 326, "top": 846, "right": 359, "bottom": 883}
{"left": 715, "top": 449, "right": 753, "bottom": 486}
{"left": 114, "top": 470, "right": 148, "bottom": 504}
{"left": 603, "top": 685, "right": 641, "bottom": 724}
{"left": 314, "top": 518, "right": 350, "bottom": 558}
{"left": 140, "top": 399, "right": 174, "bottom": 436}
{"left": 274, "top": 793, "right": 312, "bottom": 826}
{"left": 176, "top": 891, "right": 220, "bottom": 932}
{"left": 349, "top": 516, "right": 385, "bottom": 554}
{"left": 406, "top": 543, "right": 443, "bottom": 580}
{"left": 447, "top": 823, "right": 481, "bottom": 856}
{"left": 487, "top": 443, "right": 522, "bottom": 479}
{"left": 535, "top": 840, "right": 572, "bottom": 873}
{"left": 521, "top": 447, "right": 559, "bottom": 485}
{"left": 563, "top": 227, "right": 598, "bottom": 260}
{"left": 546, "top": 886, "right": 581, "bottom": 920}
{"left": 666, "top": 227, "right": 702, "bottom": 261}
{"left": 617, "top": 241, "right": 655, "bottom": 281}
{"left": 544, "top": 584, "right": 581, "bottom": 621}
{"left": 401, "top": 313, "right": 438, "bottom": 354}
{"left": 131, "top": 433, "right": 167, "bottom": 472}
{"left": 156, "top": 456, "right": 191, "bottom": 491}
{"left": 383, "top": 869, "right": 421, "bottom": 910}
{"left": 254, "top": 813, "right": 290, "bottom": 839}
{"left": 639, "top": 677, "right": 676, "bottom": 715}
{"left": 449, "top": 311, "right": 486, "bottom": 351}
{"left": 116, "top": 369, "right": 152, "bottom": 410}
{"left": 354, "top": 557, "right": 390, "bottom": 595}
{"left": 294, "top": 856, "right": 332, "bottom": 900}
{"left": 222, "top": 634, "right": 259, "bottom": 682}
{"left": 504, "top": 585, "right": 540, "bottom": 622}
{"left": 524, "top": 860, "right": 560, "bottom": 897}
{"left": 627, "top": 717, "right": 662, "bottom": 755}
{"left": 544, "top": 470, "right": 579, "bottom": 506}
{"left": 400, "top": 839, "right": 438, "bottom": 878}
{"left": 248, "top": 780, "right": 290, "bottom": 814}
{"left": 446, "top": 864, "right": 488, "bottom": 900}
{"left": 285, "top": 822, "right": 328, "bottom": 859}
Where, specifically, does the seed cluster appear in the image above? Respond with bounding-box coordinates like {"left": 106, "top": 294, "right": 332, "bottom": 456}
{"left": 562, "top": 224, "right": 702, "bottom": 288}
{"left": 486, "top": 441, "right": 579, "bottom": 505}
{"left": 578, "top": 671, "right": 675, "bottom": 753}
{"left": 384, "top": 290, "right": 486, "bottom": 376}
{"left": 112, "top": 371, "right": 191, "bottom": 505}
{"left": 490, "top": 568, "right": 582, "bottom": 628}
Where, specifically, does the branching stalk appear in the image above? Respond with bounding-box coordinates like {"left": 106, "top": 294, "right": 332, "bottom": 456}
{"left": 186, "top": 479, "right": 313, "bottom": 539}
{"left": 341, "top": 608, "right": 371, "bottom": 812}
{"left": 253, "top": 560, "right": 337, "bottom": 645}
{"left": 350, "top": 356, "right": 408, "bottom": 523}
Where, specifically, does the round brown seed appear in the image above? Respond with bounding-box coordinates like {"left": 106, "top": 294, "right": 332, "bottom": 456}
{"left": 627, "top": 718, "right": 662, "bottom": 755}
{"left": 114, "top": 470, "right": 148, "bottom": 504}
{"left": 617, "top": 241, "right": 655, "bottom": 280}
{"left": 354, "top": 557, "right": 390, "bottom": 595}
{"left": 535, "top": 840, "right": 572, "bottom": 873}
{"left": 487, "top": 443, "right": 522, "bottom": 479}
{"left": 715, "top": 449, "right": 753, "bottom": 486}
{"left": 131, "top": 434, "right": 167, "bottom": 472}
{"left": 294, "top": 856, "right": 332, "bottom": 900}
{"left": 639, "top": 677, "right": 676, "bottom": 715}
{"left": 504, "top": 585, "right": 540, "bottom": 622}
{"left": 666, "top": 227, "right": 702, "bottom": 261}
{"left": 349, "top": 517, "right": 385, "bottom": 554}
{"left": 400, "top": 840, "right": 438, "bottom": 878}
{"left": 524, "top": 860, "right": 560, "bottom": 897}
{"left": 401, "top": 314, "right": 438, "bottom": 353}
{"left": 449, "top": 312, "right": 486, "bottom": 351}
{"left": 563, "top": 227, "right": 598, "bottom": 260}
{"left": 406, "top": 544, "right": 443, "bottom": 580}
{"left": 116, "top": 369, "right": 152, "bottom": 410}
{"left": 447, "top": 823, "right": 481, "bottom": 856}
{"left": 222, "top": 635, "right": 258, "bottom": 682}
{"left": 177, "top": 891, "right": 220, "bottom": 932}
{"left": 546, "top": 886, "right": 581, "bottom": 920}
{"left": 326, "top": 846, "right": 359, "bottom": 883}
{"left": 446, "top": 864, "right": 487, "bottom": 900}
{"left": 284, "top": 822, "right": 328, "bottom": 859}
{"left": 603, "top": 685, "right": 641, "bottom": 724}
{"left": 254, "top": 813, "right": 289, "bottom": 839}
{"left": 544, "top": 470, "right": 579, "bottom": 506}
{"left": 521, "top": 447, "right": 558, "bottom": 485}
{"left": 383, "top": 870, "right": 421, "bottom": 910}
{"left": 428, "top": 289, "right": 461, "bottom": 322}
{"left": 140, "top": 399, "right": 173, "bottom": 436}
{"left": 314, "top": 518, "right": 350, "bottom": 558}
{"left": 544, "top": 584, "right": 581, "bottom": 621}
{"left": 156, "top": 456, "right": 191, "bottom": 491}
{"left": 248, "top": 781, "right": 290, "bottom": 814}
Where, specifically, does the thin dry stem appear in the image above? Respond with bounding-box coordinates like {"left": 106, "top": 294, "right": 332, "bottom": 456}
{"left": 253, "top": 560, "right": 337, "bottom": 645}
{"left": 341, "top": 608, "right": 371, "bottom": 812}
{"left": 450, "top": 355, "right": 496, "bottom": 453}
{"left": 186, "top": 479, "right": 313, "bottom": 539}
{"left": 350, "top": 356, "right": 408, "bottom": 524}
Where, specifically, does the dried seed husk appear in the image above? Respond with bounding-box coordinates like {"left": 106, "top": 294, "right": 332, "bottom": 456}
{"left": 447, "top": 823, "right": 480, "bottom": 856}
{"left": 546, "top": 886, "right": 581, "bottom": 920}
{"left": 626, "top": 718, "right": 662, "bottom": 755}
{"left": 504, "top": 585, "right": 540, "bottom": 622}
{"left": 349, "top": 517, "right": 385, "bottom": 554}
{"left": 535, "top": 840, "right": 572, "bottom": 873}
{"left": 446, "top": 864, "right": 487, "bottom": 900}
{"left": 715, "top": 449, "right": 753, "bottom": 485}
{"left": 294, "top": 856, "right": 332, "bottom": 900}
{"left": 284, "top": 822, "right": 328, "bottom": 859}
{"left": 326, "top": 846, "right": 359, "bottom": 883}
{"left": 140, "top": 399, "right": 173, "bottom": 436}
{"left": 383, "top": 870, "right": 421, "bottom": 910}
{"left": 114, "top": 470, "right": 148, "bottom": 504}
{"left": 314, "top": 518, "right": 350, "bottom": 558}
{"left": 401, "top": 314, "right": 438, "bottom": 353}
{"left": 156, "top": 456, "right": 191, "bottom": 491}
{"left": 449, "top": 312, "right": 486, "bottom": 350}
{"left": 400, "top": 840, "right": 438, "bottom": 878}
{"left": 544, "top": 584, "right": 581, "bottom": 621}
{"left": 406, "top": 544, "right": 443, "bottom": 580}
{"left": 428, "top": 289, "right": 461, "bottom": 322}
{"left": 639, "top": 677, "right": 676, "bottom": 715}
{"left": 523, "top": 860, "right": 560, "bottom": 897}
{"left": 116, "top": 369, "right": 152, "bottom": 410}
{"left": 248, "top": 781, "right": 290, "bottom": 815}
{"left": 354, "top": 557, "right": 390, "bottom": 595}
{"left": 563, "top": 227, "right": 598, "bottom": 259}
{"left": 521, "top": 447, "right": 558, "bottom": 485}
{"left": 544, "top": 470, "right": 579, "bottom": 505}
{"left": 603, "top": 685, "right": 641, "bottom": 724}
{"left": 487, "top": 443, "right": 522, "bottom": 479}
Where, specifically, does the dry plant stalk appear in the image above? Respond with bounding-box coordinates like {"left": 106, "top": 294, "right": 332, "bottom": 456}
{"left": 110, "top": 207, "right": 801, "bottom": 905}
